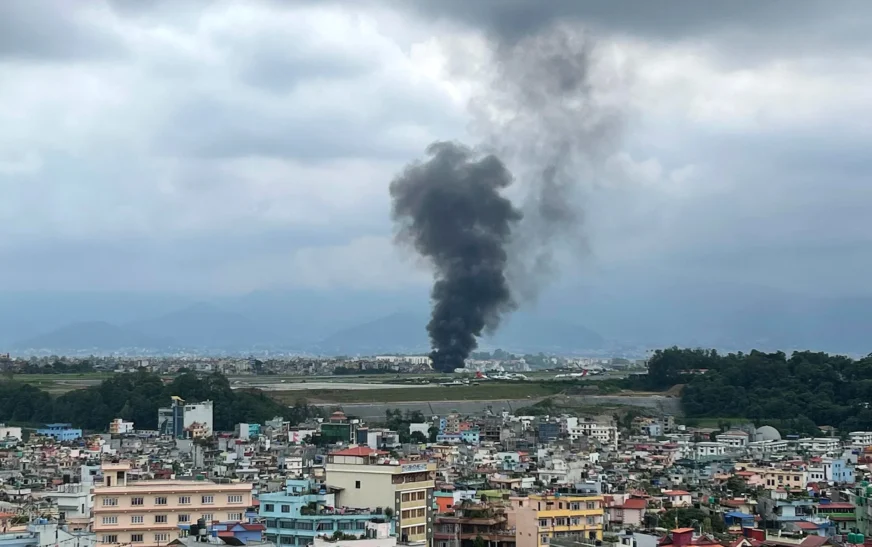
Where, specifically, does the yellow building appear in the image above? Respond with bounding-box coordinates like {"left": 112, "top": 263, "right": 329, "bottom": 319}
{"left": 514, "top": 494, "right": 604, "bottom": 547}
{"left": 93, "top": 462, "right": 252, "bottom": 546}
{"left": 325, "top": 447, "right": 435, "bottom": 545}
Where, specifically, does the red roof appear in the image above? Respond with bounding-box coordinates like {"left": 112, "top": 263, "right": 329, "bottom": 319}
{"left": 819, "top": 502, "right": 854, "bottom": 509}
{"left": 330, "top": 446, "right": 387, "bottom": 457}
{"left": 795, "top": 522, "right": 821, "bottom": 530}
{"left": 665, "top": 490, "right": 691, "bottom": 496}
{"left": 622, "top": 498, "right": 647, "bottom": 510}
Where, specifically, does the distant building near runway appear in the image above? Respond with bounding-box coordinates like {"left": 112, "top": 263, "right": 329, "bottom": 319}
{"left": 375, "top": 355, "right": 432, "bottom": 366}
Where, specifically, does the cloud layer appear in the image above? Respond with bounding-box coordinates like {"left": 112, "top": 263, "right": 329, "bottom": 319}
{"left": 1, "top": 0, "right": 870, "bottom": 297}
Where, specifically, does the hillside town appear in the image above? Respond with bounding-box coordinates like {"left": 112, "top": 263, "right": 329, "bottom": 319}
{"left": 2, "top": 398, "right": 872, "bottom": 547}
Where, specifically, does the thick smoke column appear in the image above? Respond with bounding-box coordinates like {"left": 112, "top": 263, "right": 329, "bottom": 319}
{"left": 390, "top": 142, "right": 522, "bottom": 372}
{"left": 390, "top": 19, "right": 626, "bottom": 370}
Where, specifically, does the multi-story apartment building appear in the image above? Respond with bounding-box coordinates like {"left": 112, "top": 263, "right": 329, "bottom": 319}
{"left": 434, "top": 502, "right": 515, "bottom": 547}
{"left": 93, "top": 462, "right": 252, "bottom": 546}
{"left": 798, "top": 437, "right": 840, "bottom": 454}
{"left": 568, "top": 420, "right": 620, "bottom": 450}
{"left": 325, "top": 447, "right": 435, "bottom": 545}
{"left": 260, "top": 479, "right": 393, "bottom": 546}
{"left": 514, "top": 494, "right": 604, "bottom": 547}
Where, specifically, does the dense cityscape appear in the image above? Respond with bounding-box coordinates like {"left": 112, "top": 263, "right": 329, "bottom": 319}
{"left": 1, "top": 3, "right": 868, "bottom": 547}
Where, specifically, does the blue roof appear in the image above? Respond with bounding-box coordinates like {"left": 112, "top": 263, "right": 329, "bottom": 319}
{"left": 725, "top": 511, "right": 755, "bottom": 519}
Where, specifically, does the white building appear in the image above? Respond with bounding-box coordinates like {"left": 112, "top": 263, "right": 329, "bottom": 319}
{"left": 184, "top": 401, "right": 214, "bottom": 435}
{"left": 0, "top": 424, "right": 23, "bottom": 442}
{"left": 695, "top": 442, "right": 727, "bottom": 457}
{"left": 747, "top": 439, "right": 789, "bottom": 454}
{"left": 39, "top": 483, "right": 94, "bottom": 531}
{"left": 569, "top": 419, "right": 620, "bottom": 450}
{"left": 850, "top": 431, "right": 872, "bottom": 447}
{"left": 799, "top": 437, "right": 840, "bottom": 454}
{"left": 716, "top": 430, "right": 750, "bottom": 449}
{"left": 109, "top": 418, "right": 134, "bottom": 435}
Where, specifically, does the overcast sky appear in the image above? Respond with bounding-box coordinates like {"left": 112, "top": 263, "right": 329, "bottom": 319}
{"left": 1, "top": 0, "right": 871, "bottom": 297}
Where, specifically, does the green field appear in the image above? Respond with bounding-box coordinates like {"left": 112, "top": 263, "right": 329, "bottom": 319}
{"left": 267, "top": 382, "right": 564, "bottom": 404}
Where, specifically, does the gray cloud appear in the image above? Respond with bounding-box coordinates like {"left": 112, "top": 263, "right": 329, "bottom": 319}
{"left": 0, "top": 0, "right": 125, "bottom": 61}
{"left": 0, "top": 0, "right": 871, "bottom": 309}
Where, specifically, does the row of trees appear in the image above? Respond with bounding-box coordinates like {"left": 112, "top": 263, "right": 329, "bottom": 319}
{"left": 646, "top": 347, "right": 872, "bottom": 432}
{"left": 0, "top": 370, "right": 321, "bottom": 432}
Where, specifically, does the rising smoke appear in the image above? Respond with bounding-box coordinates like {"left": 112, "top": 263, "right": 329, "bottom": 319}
{"left": 390, "top": 142, "right": 522, "bottom": 372}
{"left": 391, "top": 22, "right": 625, "bottom": 372}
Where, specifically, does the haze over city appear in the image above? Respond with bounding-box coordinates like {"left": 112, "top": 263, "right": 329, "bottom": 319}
{"left": 2, "top": 1, "right": 871, "bottom": 355}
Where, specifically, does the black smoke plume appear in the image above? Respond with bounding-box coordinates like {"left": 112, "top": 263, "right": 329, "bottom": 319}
{"left": 390, "top": 142, "right": 522, "bottom": 372}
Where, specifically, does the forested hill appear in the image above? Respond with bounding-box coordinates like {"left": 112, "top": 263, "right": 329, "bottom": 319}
{"left": 645, "top": 347, "right": 872, "bottom": 432}
{"left": 0, "top": 370, "right": 320, "bottom": 432}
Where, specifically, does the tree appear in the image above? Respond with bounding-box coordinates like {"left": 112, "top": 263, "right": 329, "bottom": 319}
{"left": 473, "top": 536, "right": 486, "bottom": 547}
{"left": 410, "top": 431, "right": 427, "bottom": 444}
{"left": 725, "top": 475, "right": 746, "bottom": 495}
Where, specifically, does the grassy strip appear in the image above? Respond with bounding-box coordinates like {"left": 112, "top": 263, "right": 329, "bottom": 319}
{"left": 268, "top": 382, "right": 563, "bottom": 404}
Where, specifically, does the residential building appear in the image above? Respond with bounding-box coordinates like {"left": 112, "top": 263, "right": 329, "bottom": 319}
{"left": 434, "top": 502, "right": 515, "bottom": 547}
{"left": 662, "top": 491, "right": 692, "bottom": 508}
{"left": 157, "top": 397, "right": 213, "bottom": 439}
{"left": 514, "top": 494, "right": 604, "bottom": 547}
{"left": 715, "top": 431, "right": 749, "bottom": 449}
{"left": 93, "top": 462, "right": 252, "bottom": 546}
{"left": 36, "top": 423, "right": 82, "bottom": 442}
{"left": 0, "top": 424, "right": 23, "bottom": 443}
{"left": 325, "top": 447, "right": 435, "bottom": 545}
{"left": 606, "top": 498, "right": 647, "bottom": 528}
{"left": 41, "top": 483, "right": 94, "bottom": 531}
{"left": 109, "top": 419, "right": 135, "bottom": 435}
{"left": 798, "top": 438, "right": 840, "bottom": 454}
{"left": 849, "top": 432, "right": 872, "bottom": 447}
{"left": 260, "top": 479, "right": 393, "bottom": 546}
{"left": 320, "top": 412, "right": 355, "bottom": 444}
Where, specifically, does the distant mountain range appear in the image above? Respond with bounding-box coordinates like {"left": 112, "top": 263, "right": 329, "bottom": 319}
{"left": 3, "top": 279, "right": 871, "bottom": 356}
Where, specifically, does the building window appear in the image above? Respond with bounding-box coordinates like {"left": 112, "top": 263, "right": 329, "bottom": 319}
{"left": 179, "top": 496, "right": 191, "bottom": 505}
{"left": 155, "top": 497, "right": 167, "bottom": 505}
{"left": 539, "top": 519, "right": 548, "bottom": 528}
{"left": 155, "top": 515, "right": 167, "bottom": 524}
{"left": 155, "top": 534, "right": 169, "bottom": 543}
{"left": 402, "top": 493, "right": 411, "bottom": 502}
{"left": 101, "top": 535, "right": 118, "bottom": 544}
{"left": 228, "top": 495, "right": 243, "bottom": 504}
{"left": 102, "top": 516, "right": 118, "bottom": 525}
{"left": 266, "top": 519, "right": 277, "bottom": 528}
{"left": 178, "top": 515, "right": 190, "bottom": 523}
{"left": 131, "top": 515, "right": 144, "bottom": 524}
{"left": 587, "top": 517, "right": 595, "bottom": 525}
{"left": 202, "top": 514, "right": 213, "bottom": 522}
{"left": 338, "top": 522, "right": 353, "bottom": 531}
{"left": 417, "top": 491, "right": 426, "bottom": 500}
{"left": 586, "top": 502, "right": 596, "bottom": 510}
{"left": 103, "top": 498, "right": 119, "bottom": 507}
{"left": 281, "top": 505, "right": 291, "bottom": 513}
{"left": 228, "top": 513, "right": 243, "bottom": 521}
{"left": 202, "top": 495, "right": 214, "bottom": 504}
{"left": 355, "top": 480, "right": 361, "bottom": 489}
{"left": 131, "top": 497, "right": 144, "bottom": 506}
{"left": 417, "top": 508, "right": 425, "bottom": 518}
{"left": 131, "top": 534, "right": 143, "bottom": 543}
{"left": 266, "top": 535, "right": 277, "bottom": 543}
{"left": 265, "top": 504, "right": 275, "bottom": 512}
{"left": 281, "top": 538, "right": 294, "bottom": 545}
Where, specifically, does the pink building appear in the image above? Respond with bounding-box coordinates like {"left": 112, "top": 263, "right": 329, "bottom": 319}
{"left": 93, "top": 462, "right": 252, "bottom": 546}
